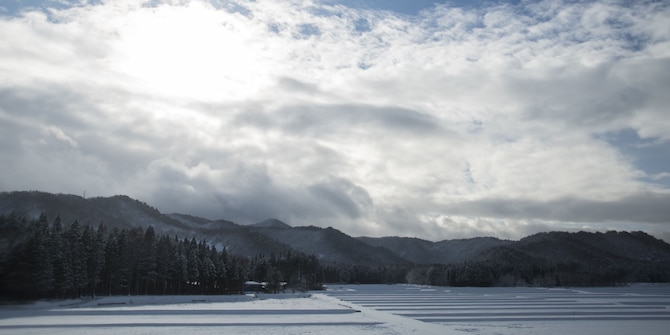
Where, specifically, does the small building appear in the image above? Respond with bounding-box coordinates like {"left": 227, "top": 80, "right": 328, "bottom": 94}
{"left": 243, "top": 281, "right": 266, "bottom": 292}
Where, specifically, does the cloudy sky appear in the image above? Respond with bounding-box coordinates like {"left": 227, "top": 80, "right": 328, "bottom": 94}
{"left": 1, "top": 0, "right": 669, "bottom": 241}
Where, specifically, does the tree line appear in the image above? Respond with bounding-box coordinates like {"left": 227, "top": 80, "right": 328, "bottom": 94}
{"left": 402, "top": 258, "right": 670, "bottom": 287}
{"left": 0, "top": 214, "right": 323, "bottom": 300}
{"left": 3, "top": 214, "right": 668, "bottom": 301}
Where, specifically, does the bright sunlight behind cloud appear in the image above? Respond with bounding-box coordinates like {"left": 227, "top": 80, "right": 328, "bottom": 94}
{"left": 1, "top": 0, "right": 669, "bottom": 241}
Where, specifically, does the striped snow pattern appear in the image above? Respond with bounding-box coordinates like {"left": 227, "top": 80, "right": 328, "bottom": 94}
{"left": 326, "top": 285, "right": 670, "bottom": 323}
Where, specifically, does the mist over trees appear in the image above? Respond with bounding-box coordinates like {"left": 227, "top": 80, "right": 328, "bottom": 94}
{"left": 2, "top": 209, "right": 670, "bottom": 301}
{"left": 0, "top": 214, "right": 323, "bottom": 300}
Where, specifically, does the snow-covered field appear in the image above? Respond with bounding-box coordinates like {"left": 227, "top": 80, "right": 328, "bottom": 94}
{"left": 328, "top": 284, "right": 670, "bottom": 334}
{"left": 1, "top": 285, "right": 668, "bottom": 334}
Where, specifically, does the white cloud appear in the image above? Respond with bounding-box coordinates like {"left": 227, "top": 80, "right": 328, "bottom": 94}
{"left": 1, "top": 0, "right": 669, "bottom": 241}
{"left": 44, "top": 125, "right": 79, "bottom": 148}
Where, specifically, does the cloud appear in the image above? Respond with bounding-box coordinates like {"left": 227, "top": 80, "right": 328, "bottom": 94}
{"left": 309, "top": 175, "right": 374, "bottom": 220}
{"left": 44, "top": 125, "right": 78, "bottom": 148}
{"left": 1, "top": 0, "right": 669, "bottom": 241}
{"left": 443, "top": 193, "right": 670, "bottom": 224}
{"left": 235, "top": 101, "right": 444, "bottom": 137}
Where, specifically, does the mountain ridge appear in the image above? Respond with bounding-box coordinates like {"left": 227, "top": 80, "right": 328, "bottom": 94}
{"left": 2, "top": 191, "right": 670, "bottom": 279}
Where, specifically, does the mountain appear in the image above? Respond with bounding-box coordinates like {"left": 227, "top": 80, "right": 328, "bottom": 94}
{"left": 478, "top": 231, "right": 670, "bottom": 269}
{"left": 357, "top": 236, "right": 512, "bottom": 264}
{"left": 250, "top": 219, "right": 292, "bottom": 229}
{"left": 167, "top": 213, "right": 293, "bottom": 256}
{"left": 453, "top": 231, "right": 670, "bottom": 286}
{"left": 0, "top": 191, "right": 189, "bottom": 232}
{"left": 251, "top": 225, "right": 410, "bottom": 266}
{"left": 2, "top": 190, "right": 670, "bottom": 285}
{"left": 527, "top": 231, "right": 670, "bottom": 262}
{"left": 0, "top": 191, "right": 405, "bottom": 265}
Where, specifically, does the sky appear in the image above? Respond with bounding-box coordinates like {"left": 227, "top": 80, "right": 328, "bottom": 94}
{"left": 1, "top": 0, "right": 669, "bottom": 241}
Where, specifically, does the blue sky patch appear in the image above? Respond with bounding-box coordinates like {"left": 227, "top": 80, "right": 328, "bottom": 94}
{"left": 599, "top": 128, "right": 670, "bottom": 186}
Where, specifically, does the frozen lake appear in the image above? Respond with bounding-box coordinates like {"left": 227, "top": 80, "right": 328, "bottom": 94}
{"left": 1, "top": 285, "right": 668, "bottom": 334}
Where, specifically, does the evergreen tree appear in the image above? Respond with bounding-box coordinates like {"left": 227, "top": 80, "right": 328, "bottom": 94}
{"left": 186, "top": 237, "right": 200, "bottom": 292}
{"left": 66, "top": 220, "right": 87, "bottom": 298}
{"left": 155, "top": 235, "right": 174, "bottom": 294}
{"left": 139, "top": 226, "right": 158, "bottom": 294}
{"left": 0, "top": 215, "right": 329, "bottom": 299}
{"left": 50, "top": 216, "right": 69, "bottom": 298}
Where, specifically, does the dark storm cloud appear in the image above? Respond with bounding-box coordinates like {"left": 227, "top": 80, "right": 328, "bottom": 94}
{"left": 235, "top": 102, "right": 443, "bottom": 138}
{"left": 140, "top": 160, "right": 375, "bottom": 227}
{"left": 513, "top": 67, "right": 641, "bottom": 123}
{"left": 0, "top": 85, "right": 180, "bottom": 177}
{"left": 309, "top": 176, "right": 374, "bottom": 219}
{"left": 0, "top": 87, "right": 93, "bottom": 130}
{"left": 144, "top": 161, "right": 289, "bottom": 223}
{"left": 446, "top": 192, "right": 670, "bottom": 224}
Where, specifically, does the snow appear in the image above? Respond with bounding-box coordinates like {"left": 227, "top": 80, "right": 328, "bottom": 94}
{"left": 327, "top": 284, "right": 670, "bottom": 335}
{"left": 1, "top": 285, "right": 669, "bottom": 335}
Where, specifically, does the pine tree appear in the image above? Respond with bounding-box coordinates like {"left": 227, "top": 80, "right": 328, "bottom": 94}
{"left": 50, "top": 216, "right": 69, "bottom": 298}
{"left": 65, "top": 220, "right": 87, "bottom": 298}
{"left": 35, "top": 214, "right": 54, "bottom": 297}
{"left": 173, "top": 237, "right": 188, "bottom": 294}
{"left": 155, "top": 235, "right": 174, "bottom": 294}
{"left": 186, "top": 237, "right": 200, "bottom": 292}
{"left": 139, "top": 226, "right": 158, "bottom": 294}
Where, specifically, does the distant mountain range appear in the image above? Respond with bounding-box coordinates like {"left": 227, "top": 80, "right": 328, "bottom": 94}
{"left": 2, "top": 191, "right": 670, "bottom": 275}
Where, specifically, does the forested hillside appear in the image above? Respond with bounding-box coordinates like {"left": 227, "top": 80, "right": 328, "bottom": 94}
{"left": 403, "top": 231, "right": 670, "bottom": 287}
{"left": 2, "top": 191, "right": 670, "bottom": 301}
{"left": 0, "top": 214, "right": 322, "bottom": 300}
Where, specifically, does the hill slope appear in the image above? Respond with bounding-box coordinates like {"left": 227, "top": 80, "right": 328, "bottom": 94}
{"left": 252, "top": 226, "right": 410, "bottom": 266}
{"left": 358, "top": 236, "right": 512, "bottom": 264}
{"left": 2, "top": 190, "right": 670, "bottom": 285}
{"left": 0, "top": 191, "right": 190, "bottom": 232}
{"left": 0, "top": 191, "right": 408, "bottom": 265}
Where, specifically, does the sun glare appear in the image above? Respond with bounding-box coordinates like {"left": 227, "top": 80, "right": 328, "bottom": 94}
{"left": 110, "top": 2, "right": 268, "bottom": 102}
